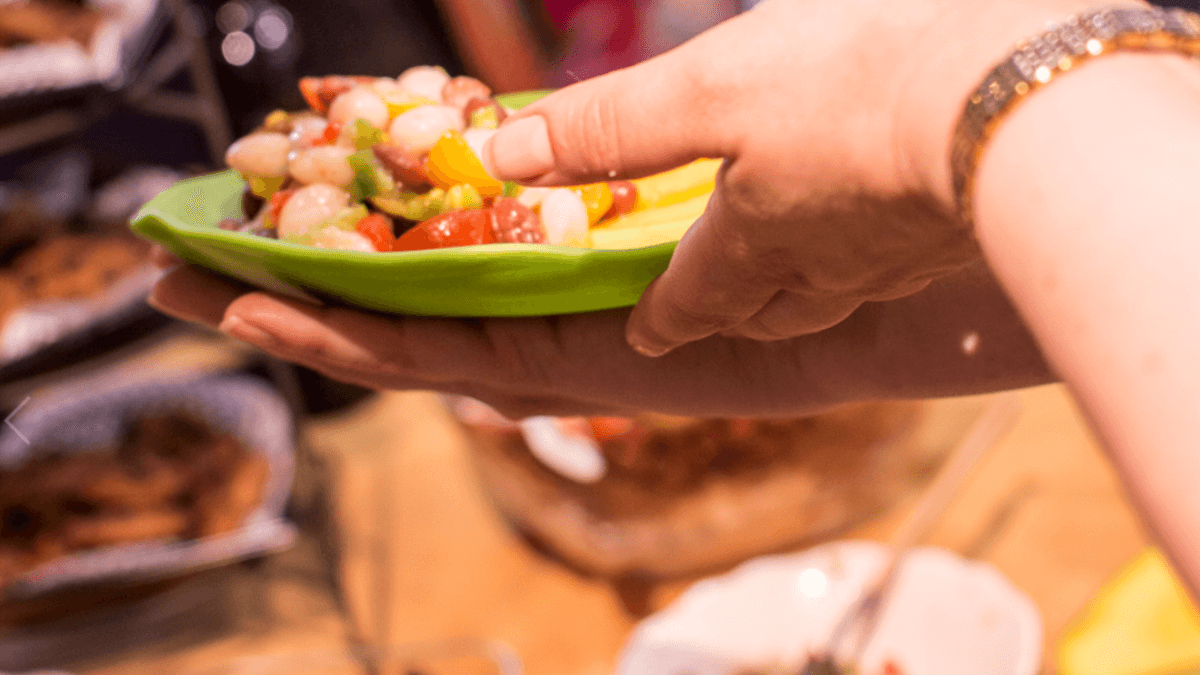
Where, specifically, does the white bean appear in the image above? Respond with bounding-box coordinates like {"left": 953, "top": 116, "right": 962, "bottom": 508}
{"left": 396, "top": 65, "right": 450, "bottom": 103}
{"left": 310, "top": 228, "right": 376, "bottom": 252}
{"left": 387, "top": 105, "right": 462, "bottom": 155}
{"left": 462, "top": 127, "right": 497, "bottom": 164}
{"left": 288, "top": 146, "right": 355, "bottom": 187}
{"left": 225, "top": 132, "right": 290, "bottom": 177}
{"left": 516, "top": 186, "right": 551, "bottom": 209}
{"left": 539, "top": 189, "right": 589, "bottom": 246}
{"left": 277, "top": 183, "right": 350, "bottom": 238}
{"left": 327, "top": 87, "right": 390, "bottom": 129}
{"left": 371, "top": 77, "right": 400, "bottom": 94}
{"left": 289, "top": 114, "right": 329, "bottom": 149}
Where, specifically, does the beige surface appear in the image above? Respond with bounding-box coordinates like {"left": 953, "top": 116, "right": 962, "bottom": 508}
{"left": 309, "top": 384, "right": 1149, "bottom": 675}
{"left": 20, "top": 349, "right": 1146, "bottom": 674}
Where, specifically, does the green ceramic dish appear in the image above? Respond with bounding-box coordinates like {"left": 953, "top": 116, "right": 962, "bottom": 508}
{"left": 130, "top": 90, "right": 679, "bottom": 317}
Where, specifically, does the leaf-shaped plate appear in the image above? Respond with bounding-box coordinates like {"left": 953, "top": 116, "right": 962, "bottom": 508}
{"left": 130, "top": 90, "right": 683, "bottom": 317}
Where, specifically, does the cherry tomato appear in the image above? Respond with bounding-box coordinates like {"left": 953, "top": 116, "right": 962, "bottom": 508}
{"left": 355, "top": 213, "right": 395, "bottom": 252}
{"left": 490, "top": 197, "right": 546, "bottom": 243}
{"left": 394, "top": 208, "right": 496, "bottom": 251}
{"left": 267, "top": 188, "right": 294, "bottom": 227}
{"left": 607, "top": 181, "right": 638, "bottom": 218}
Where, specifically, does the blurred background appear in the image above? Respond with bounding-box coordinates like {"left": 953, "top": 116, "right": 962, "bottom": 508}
{"left": 1, "top": 1, "right": 1199, "bottom": 674}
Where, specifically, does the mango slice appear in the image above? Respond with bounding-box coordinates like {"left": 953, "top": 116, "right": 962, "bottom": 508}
{"left": 631, "top": 158, "right": 721, "bottom": 211}
{"left": 1058, "top": 547, "right": 1200, "bottom": 675}
{"left": 588, "top": 192, "right": 710, "bottom": 249}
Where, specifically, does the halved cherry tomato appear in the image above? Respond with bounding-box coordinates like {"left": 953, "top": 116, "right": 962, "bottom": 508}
{"left": 355, "top": 213, "right": 394, "bottom": 252}
{"left": 267, "top": 188, "right": 294, "bottom": 226}
{"left": 394, "top": 208, "right": 496, "bottom": 251}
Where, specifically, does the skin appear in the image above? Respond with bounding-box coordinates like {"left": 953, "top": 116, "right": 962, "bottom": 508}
{"left": 150, "top": 0, "right": 1200, "bottom": 591}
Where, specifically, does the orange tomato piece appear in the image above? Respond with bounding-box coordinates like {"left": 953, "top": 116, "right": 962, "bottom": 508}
{"left": 572, "top": 183, "right": 614, "bottom": 226}
{"left": 425, "top": 130, "right": 504, "bottom": 198}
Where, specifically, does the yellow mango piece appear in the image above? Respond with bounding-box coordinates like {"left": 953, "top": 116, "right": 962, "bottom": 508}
{"left": 1058, "top": 547, "right": 1200, "bottom": 675}
{"left": 588, "top": 192, "right": 710, "bottom": 249}
{"left": 426, "top": 130, "right": 504, "bottom": 198}
{"left": 631, "top": 158, "right": 721, "bottom": 211}
{"left": 572, "top": 183, "right": 614, "bottom": 226}
{"left": 381, "top": 91, "right": 438, "bottom": 118}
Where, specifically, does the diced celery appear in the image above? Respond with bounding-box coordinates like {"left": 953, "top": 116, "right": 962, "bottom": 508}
{"left": 246, "top": 174, "right": 286, "bottom": 199}
{"left": 444, "top": 184, "right": 483, "bottom": 211}
{"left": 346, "top": 150, "right": 395, "bottom": 201}
{"left": 321, "top": 204, "right": 370, "bottom": 232}
{"left": 350, "top": 119, "right": 384, "bottom": 150}
{"left": 284, "top": 232, "right": 315, "bottom": 246}
{"left": 371, "top": 188, "right": 445, "bottom": 221}
{"left": 470, "top": 105, "right": 499, "bottom": 129}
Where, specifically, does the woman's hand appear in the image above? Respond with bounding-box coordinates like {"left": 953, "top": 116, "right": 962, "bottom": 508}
{"left": 481, "top": 0, "right": 1122, "bottom": 355}
{"left": 149, "top": 262, "right": 1052, "bottom": 420}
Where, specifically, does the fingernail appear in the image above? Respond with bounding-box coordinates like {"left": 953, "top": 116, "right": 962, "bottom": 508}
{"left": 146, "top": 294, "right": 182, "bottom": 320}
{"left": 219, "top": 315, "right": 278, "bottom": 347}
{"left": 629, "top": 339, "right": 668, "bottom": 358}
{"left": 482, "top": 115, "right": 555, "bottom": 180}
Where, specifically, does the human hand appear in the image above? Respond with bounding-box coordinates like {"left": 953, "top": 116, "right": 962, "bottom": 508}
{"left": 481, "top": 0, "right": 1123, "bottom": 355}
{"left": 148, "top": 262, "right": 1051, "bottom": 420}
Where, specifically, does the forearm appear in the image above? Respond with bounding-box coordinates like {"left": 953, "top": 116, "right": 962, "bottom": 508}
{"left": 812, "top": 262, "right": 1056, "bottom": 402}
{"left": 974, "top": 52, "right": 1200, "bottom": 592}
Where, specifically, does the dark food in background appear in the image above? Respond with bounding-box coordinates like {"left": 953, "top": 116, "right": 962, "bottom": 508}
{"left": 0, "top": 0, "right": 103, "bottom": 49}
{"left": 0, "top": 234, "right": 150, "bottom": 329}
{"left": 489, "top": 404, "right": 916, "bottom": 518}
{"left": 0, "top": 412, "right": 270, "bottom": 591}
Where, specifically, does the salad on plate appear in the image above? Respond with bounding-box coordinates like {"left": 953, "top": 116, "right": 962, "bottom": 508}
{"left": 220, "top": 66, "right": 719, "bottom": 254}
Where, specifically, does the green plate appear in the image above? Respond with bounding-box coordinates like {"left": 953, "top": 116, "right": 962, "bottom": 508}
{"left": 130, "top": 90, "right": 679, "bottom": 317}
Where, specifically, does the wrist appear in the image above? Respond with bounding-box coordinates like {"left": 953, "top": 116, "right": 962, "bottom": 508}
{"left": 895, "top": 0, "right": 1149, "bottom": 211}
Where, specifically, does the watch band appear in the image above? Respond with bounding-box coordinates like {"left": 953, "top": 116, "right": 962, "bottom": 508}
{"left": 950, "top": 5, "right": 1200, "bottom": 224}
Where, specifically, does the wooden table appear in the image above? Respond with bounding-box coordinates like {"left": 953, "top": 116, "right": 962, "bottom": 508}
{"left": 3, "top": 333, "right": 1149, "bottom": 675}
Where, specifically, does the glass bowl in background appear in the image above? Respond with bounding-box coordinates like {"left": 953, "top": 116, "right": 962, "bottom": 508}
{"left": 449, "top": 397, "right": 990, "bottom": 585}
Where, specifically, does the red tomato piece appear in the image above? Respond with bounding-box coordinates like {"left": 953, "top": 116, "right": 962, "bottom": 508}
{"left": 267, "top": 189, "right": 294, "bottom": 226}
{"left": 394, "top": 209, "right": 497, "bottom": 251}
{"left": 490, "top": 197, "right": 546, "bottom": 243}
{"left": 355, "top": 213, "right": 394, "bottom": 251}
